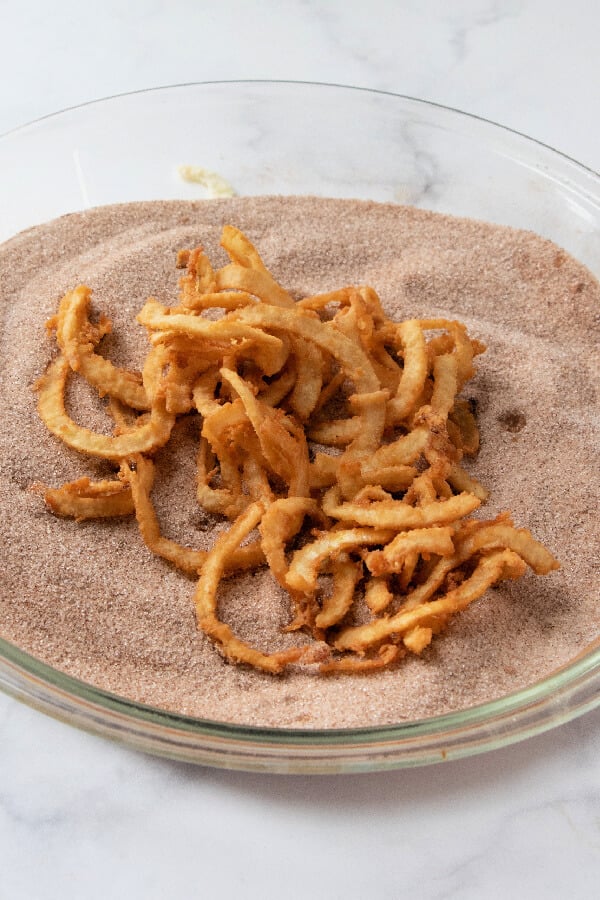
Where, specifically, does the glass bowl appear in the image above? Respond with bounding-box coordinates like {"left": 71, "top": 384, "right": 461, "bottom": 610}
{"left": 0, "top": 81, "right": 598, "bottom": 774}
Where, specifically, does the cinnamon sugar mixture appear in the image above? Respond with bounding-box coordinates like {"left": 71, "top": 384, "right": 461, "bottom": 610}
{"left": 0, "top": 196, "right": 598, "bottom": 728}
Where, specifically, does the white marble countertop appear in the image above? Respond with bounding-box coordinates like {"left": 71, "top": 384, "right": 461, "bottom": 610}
{"left": 0, "top": 2, "right": 599, "bottom": 897}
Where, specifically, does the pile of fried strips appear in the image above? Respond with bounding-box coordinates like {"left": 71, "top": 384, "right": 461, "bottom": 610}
{"left": 34, "top": 226, "right": 559, "bottom": 674}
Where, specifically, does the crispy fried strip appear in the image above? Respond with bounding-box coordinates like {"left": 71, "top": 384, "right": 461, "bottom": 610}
{"left": 386, "top": 320, "right": 428, "bottom": 424}
{"left": 315, "top": 553, "right": 363, "bottom": 629}
{"left": 297, "top": 287, "right": 353, "bottom": 311}
{"left": 221, "top": 368, "right": 310, "bottom": 498}
{"left": 179, "top": 290, "right": 257, "bottom": 312}
{"left": 53, "top": 286, "right": 150, "bottom": 410}
{"left": 259, "top": 498, "right": 320, "bottom": 591}
{"left": 307, "top": 417, "right": 360, "bottom": 446}
{"left": 286, "top": 527, "right": 395, "bottom": 595}
{"left": 194, "top": 501, "right": 305, "bottom": 673}
{"left": 323, "top": 485, "right": 481, "bottom": 529}
{"left": 365, "top": 427, "right": 429, "bottom": 470}
{"left": 288, "top": 337, "right": 324, "bottom": 420}
{"left": 320, "top": 644, "right": 401, "bottom": 674}
{"left": 447, "top": 463, "right": 488, "bottom": 501}
{"left": 215, "top": 265, "right": 295, "bottom": 309}
{"left": 458, "top": 521, "right": 560, "bottom": 575}
{"left": 256, "top": 363, "right": 297, "bottom": 408}
{"left": 403, "top": 626, "right": 434, "bottom": 654}
{"left": 195, "top": 435, "right": 248, "bottom": 518}
{"left": 125, "top": 455, "right": 263, "bottom": 574}
{"left": 366, "top": 526, "right": 455, "bottom": 577}
{"left": 35, "top": 356, "right": 175, "bottom": 460}
{"left": 335, "top": 549, "right": 526, "bottom": 652}
{"left": 179, "top": 246, "right": 217, "bottom": 301}
{"left": 220, "top": 225, "right": 269, "bottom": 272}
{"left": 35, "top": 476, "right": 134, "bottom": 520}
{"left": 137, "top": 299, "right": 288, "bottom": 376}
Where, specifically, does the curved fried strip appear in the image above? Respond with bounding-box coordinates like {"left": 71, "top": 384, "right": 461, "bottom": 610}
{"left": 36, "top": 476, "right": 134, "bottom": 520}
{"left": 194, "top": 501, "right": 304, "bottom": 673}
{"left": 311, "top": 369, "right": 346, "bottom": 416}
{"left": 220, "top": 225, "right": 269, "bottom": 272}
{"left": 234, "top": 304, "right": 386, "bottom": 457}
{"left": 124, "top": 455, "right": 205, "bottom": 574}
{"left": 179, "top": 246, "right": 217, "bottom": 303}
{"left": 334, "top": 549, "right": 526, "bottom": 653}
{"left": 234, "top": 304, "right": 380, "bottom": 393}
{"left": 345, "top": 389, "right": 388, "bottom": 457}
{"left": 242, "top": 454, "right": 274, "bottom": 504}
{"left": 403, "top": 626, "right": 434, "bottom": 654}
{"left": 259, "top": 497, "right": 323, "bottom": 633}
{"left": 447, "top": 463, "right": 488, "bottom": 501}
{"left": 221, "top": 368, "right": 310, "bottom": 497}
{"left": 430, "top": 353, "right": 459, "bottom": 419}
{"left": 215, "top": 265, "right": 295, "bottom": 309}
{"left": 181, "top": 291, "right": 256, "bottom": 312}
{"left": 333, "top": 290, "right": 398, "bottom": 393}
{"left": 364, "top": 427, "right": 429, "bottom": 470}
{"left": 137, "top": 299, "right": 287, "bottom": 376}
{"left": 365, "top": 526, "right": 455, "bottom": 577}
{"left": 386, "top": 320, "right": 427, "bottom": 424}
{"left": 402, "top": 472, "right": 437, "bottom": 507}
{"left": 297, "top": 288, "right": 353, "bottom": 311}
{"left": 361, "top": 464, "right": 418, "bottom": 493}
{"left": 288, "top": 337, "right": 324, "bottom": 420}
{"left": 260, "top": 497, "right": 319, "bottom": 582}
{"left": 315, "top": 553, "right": 362, "bottom": 630}
{"left": 332, "top": 289, "right": 374, "bottom": 348}
{"left": 309, "top": 452, "right": 340, "bottom": 490}
{"left": 398, "top": 550, "right": 419, "bottom": 592}
{"left": 286, "top": 527, "right": 394, "bottom": 595}
{"left": 322, "top": 485, "right": 481, "bottom": 529}
{"left": 56, "top": 286, "right": 149, "bottom": 410}
{"left": 195, "top": 435, "right": 248, "bottom": 518}
{"left": 35, "top": 356, "right": 175, "bottom": 460}
{"left": 307, "top": 417, "right": 360, "bottom": 447}
{"left": 201, "top": 400, "right": 246, "bottom": 500}
{"left": 192, "top": 368, "right": 222, "bottom": 417}
{"left": 125, "top": 455, "right": 263, "bottom": 574}
{"left": 421, "top": 319, "right": 480, "bottom": 388}
{"left": 458, "top": 521, "right": 560, "bottom": 575}
{"left": 320, "top": 644, "right": 401, "bottom": 674}
{"left": 159, "top": 354, "right": 213, "bottom": 415}
{"left": 200, "top": 616, "right": 305, "bottom": 674}
{"left": 257, "top": 363, "right": 297, "bottom": 408}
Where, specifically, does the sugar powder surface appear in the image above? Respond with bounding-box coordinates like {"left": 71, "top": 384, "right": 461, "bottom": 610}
{"left": 0, "top": 196, "right": 598, "bottom": 729}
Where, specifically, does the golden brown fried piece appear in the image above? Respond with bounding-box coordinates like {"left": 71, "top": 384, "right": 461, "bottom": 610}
{"left": 35, "top": 226, "right": 559, "bottom": 675}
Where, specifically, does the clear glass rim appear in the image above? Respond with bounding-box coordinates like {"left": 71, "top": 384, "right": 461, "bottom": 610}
{"left": 2, "top": 78, "right": 598, "bottom": 180}
{"left": 0, "top": 80, "right": 598, "bottom": 772}
{"left": 1, "top": 631, "right": 599, "bottom": 771}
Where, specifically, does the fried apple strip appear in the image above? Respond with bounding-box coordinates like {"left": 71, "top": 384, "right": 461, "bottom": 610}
{"left": 194, "top": 501, "right": 305, "bottom": 673}
{"left": 286, "top": 527, "right": 395, "bottom": 595}
{"left": 35, "top": 356, "right": 175, "bottom": 460}
{"left": 322, "top": 485, "right": 481, "bottom": 529}
{"left": 315, "top": 554, "right": 363, "bottom": 630}
{"left": 35, "top": 475, "right": 134, "bottom": 520}
{"left": 365, "top": 526, "right": 455, "bottom": 577}
{"left": 335, "top": 549, "right": 526, "bottom": 653}
{"left": 52, "top": 285, "right": 149, "bottom": 410}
